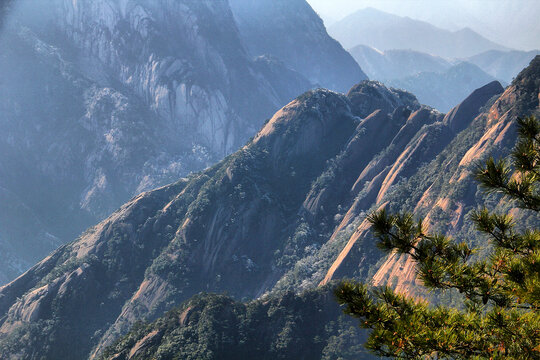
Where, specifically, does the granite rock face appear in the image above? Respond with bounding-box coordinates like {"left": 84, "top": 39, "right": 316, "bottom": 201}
{"left": 0, "top": 0, "right": 328, "bottom": 282}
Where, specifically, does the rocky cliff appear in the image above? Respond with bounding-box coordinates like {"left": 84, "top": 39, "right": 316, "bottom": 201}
{"left": 320, "top": 59, "right": 539, "bottom": 296}
{"left": 0, "top": 0, "right": 351, "bottom": 283}
{"left": 99, "top": 57, "right": 539, "bottom": 360}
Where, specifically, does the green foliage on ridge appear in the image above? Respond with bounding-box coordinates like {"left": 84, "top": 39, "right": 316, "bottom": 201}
{"left": 99, "top": 287, "right": 372, "bottom": 360}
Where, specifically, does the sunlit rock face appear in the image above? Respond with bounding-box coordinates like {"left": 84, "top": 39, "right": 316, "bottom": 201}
{"left": 0, "top": 0, "right": 313, "bottom": 282}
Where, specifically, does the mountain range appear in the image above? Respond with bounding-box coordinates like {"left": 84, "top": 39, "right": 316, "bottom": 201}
{"left": 350, "top": 45, "right": 540, "bottom": 85}
{"left": 348, "top": 44, "right": 540, "bottom": 112}
{"left": 327, "top": 7, "right": 540, "bottom": 112}
{"left": 467, "top": 49, "right": 540, "bottom": 83}
{"left": 385, "top": 62, "right": 497, "bottom": 113}
{"left": 348, "top": 46, "right": 452, "bottom": 81}
{"left": 0, "top": 0, "right": 365, "bottom": 284}
{"left": 312, "top": 0, "right": 540, "bottom": 51}
{"left": 0, "top": 46, "right": 537, "bottom": 358}
{"left": 347, "top": 46, "right": 495, "bottom": 112}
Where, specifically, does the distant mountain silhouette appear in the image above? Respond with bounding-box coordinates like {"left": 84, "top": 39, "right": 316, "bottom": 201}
{"left": 385, "top": 62, "right": 497, "bottom": 113}
{"left": 349, "top": 45, "right": 452, "bottom": 81}
{"left": 329, "top": 7, "right": 508, "bottom": 58}
{"left": 466, "top": 49, "right": 540, "bottom": 83}
{"left": 348, "top": 45, "right": 498, "bottom": 112}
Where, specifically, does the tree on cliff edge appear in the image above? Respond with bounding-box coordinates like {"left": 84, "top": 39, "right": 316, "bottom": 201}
{"left": 336, "top": 116, "right": 540, "bottom": 359}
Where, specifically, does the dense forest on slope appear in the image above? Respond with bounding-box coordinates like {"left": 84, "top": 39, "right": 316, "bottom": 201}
{"left": 100, "top": 287, "right": 372, "bottom": 360}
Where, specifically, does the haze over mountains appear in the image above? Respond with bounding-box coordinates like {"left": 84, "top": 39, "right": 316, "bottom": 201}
{"left": 0, "top": 0, "right": 539, "bottom": 359}
{"left": 327, "top": 7, "right": 539, "bottom": 112}
{"left": 467, "top": 50, "right": 540, "bottom": 83}
{"left": 309, "top": 0, "right": 540, "bottom": 51}
{"left": 0, "top": 0, "right": 365, "bottom": 283}
{"left": 348, "top": 46, "right": 498, "bottom": 112}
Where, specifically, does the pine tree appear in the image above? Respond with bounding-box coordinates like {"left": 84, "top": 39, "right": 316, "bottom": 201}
{"left": 335, "top": 116, "right": 540, "bottom": 359}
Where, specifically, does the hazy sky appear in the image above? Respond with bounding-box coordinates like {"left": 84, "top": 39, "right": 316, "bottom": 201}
{"left": 306, "top": 0, "right": 540, "bottom": 50}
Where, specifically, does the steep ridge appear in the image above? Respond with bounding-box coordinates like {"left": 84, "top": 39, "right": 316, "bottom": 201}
{"left": 321, "top": 58, "right": 539, "bottom": 295}
{"left": 0, "top": 89, "right": 349, "bottom": 358}
{"left": 318, "top": 80, "right": 504, "bottom": 287}
{"left": 96, "top": 59, "right": 536, "bottom": 360}
{"left": 229, "top": 0, "right": 368, "bottom": 92}
{"left": 0, "top": 0, "right": 315, "bottom": 283}
{"left": 0, "top": 82, "right": 421, "bottom": 359}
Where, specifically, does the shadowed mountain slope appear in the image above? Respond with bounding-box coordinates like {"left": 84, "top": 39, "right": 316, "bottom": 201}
{"left": 97, "top": 60, "right": 538, "bottom": 358}
{"left": 99, "top": 287, "right": 372, "bottom": 360}
{"left": 0, "top": 82, "right": 419, "bottom": 359}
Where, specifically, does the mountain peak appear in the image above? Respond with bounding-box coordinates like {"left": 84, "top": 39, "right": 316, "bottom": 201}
{"left": 443, "top": 80, "right": 504, "bottom": 133}
{"left": 229, "top": 0, "right": 368, "bottom": 91}
{"left": 347, "top": 80, "right": 420, "bottom": 118}
{"left": 514, "top": 55, "right": 540, "bottom": 84}
{"left": 253, "top": 89, "right": 355, "bottom": 167}
{"left": 455, "top": 26, "right": 476, "bottom": 34}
